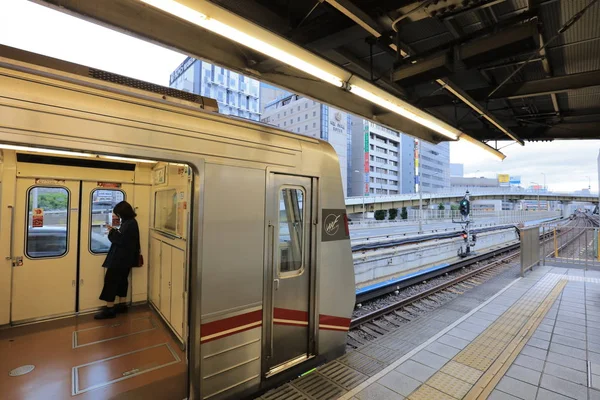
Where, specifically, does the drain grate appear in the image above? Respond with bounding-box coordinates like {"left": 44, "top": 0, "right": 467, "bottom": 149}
{"left": 291, "top": 372, "right": 345, "bottom": 400}
{"left": 260, "top": 384, "right": 310, "bottom": 400}
{"left": 337, "top": 351, "right": 387, "bottom": 376}
{"left": 9, "top": 365, "right": 35, "bottom": 377}
{"left": 317, "top": 361, "right": 367, "bottom": 390}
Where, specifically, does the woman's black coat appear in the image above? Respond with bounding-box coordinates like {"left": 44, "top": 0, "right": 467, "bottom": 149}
{"left": 103, "top": 218, "right": 140, "bottom": 269}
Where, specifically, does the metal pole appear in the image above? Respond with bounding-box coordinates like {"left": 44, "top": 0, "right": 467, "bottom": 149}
{"left": 418, "top": 189, "right": 423, "bottom": 234}
{"left": 362, "top": 193, "right": 365, "bottom": 221}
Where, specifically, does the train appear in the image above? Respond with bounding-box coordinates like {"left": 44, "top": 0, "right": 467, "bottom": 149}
{"left": 0, "top": 44, "right": 355, "bottom": 399}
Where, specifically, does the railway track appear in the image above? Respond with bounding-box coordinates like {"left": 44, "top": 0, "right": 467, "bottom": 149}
{"left": 347, "top": 215, "right": 591, "bottom": 349}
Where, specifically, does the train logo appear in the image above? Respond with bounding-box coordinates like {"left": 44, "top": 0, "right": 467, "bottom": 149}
{"left": 324, "top": 213, "right": 341, "bottom": 236}
{"left": 334, "top": 111, "right": 343, "bottom": 122}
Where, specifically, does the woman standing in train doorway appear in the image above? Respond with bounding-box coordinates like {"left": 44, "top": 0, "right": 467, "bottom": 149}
{"left": 94, "top": 201, "right": 141, "bottom": 319}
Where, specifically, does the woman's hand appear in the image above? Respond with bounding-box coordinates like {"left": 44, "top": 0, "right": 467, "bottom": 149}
{"left": 106, "top": 225, "right": 114, "bottom": 233}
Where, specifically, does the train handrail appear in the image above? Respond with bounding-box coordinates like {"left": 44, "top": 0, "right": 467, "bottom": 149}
{"left": 5, "top": 205, "right": 14, "bottom": 261}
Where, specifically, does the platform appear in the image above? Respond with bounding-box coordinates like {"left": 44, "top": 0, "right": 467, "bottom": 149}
{"left": 0, "top": 305, "right": 187, "bottom": 400}
{"left": 260, "top": 264, "right": 600, "bottom": 400}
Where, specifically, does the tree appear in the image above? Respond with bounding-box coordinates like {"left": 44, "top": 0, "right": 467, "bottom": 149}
{"left": 374, "top": 210, "right": 387, "bottom": 220}
{"left": 388, "top": 208, "right": 398, "bottom": 220}
{"left": 450, "top": 203, "right": 459, "bottom": 211}
{"left": 400, "top": 207, "right": 408, "bottom": 220}
{"left": 438, "top": 203, "right": 445, "bottom": 210}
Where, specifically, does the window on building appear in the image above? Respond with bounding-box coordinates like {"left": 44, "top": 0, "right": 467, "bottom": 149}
{"left": 369, "top": 166, "right": 374, "bottom": 172}
{"left": 389, "top": 170, "right": 398, "bottom": 176}
{"left": 370, "top": 144, "right": 374, "bottom": 150}
{"left": 313, "top": 111, "right": 316, "bottom": 117}
{"left": 313, "top": 122, "right": 316, "bottom": 128}
{"left": 369, "top": 177, "right": 374, "bottom": 183}
{"left": 376, "top": 157, "right": 387, "bottom": 164}
{"left": 376, "top": 167, "right": 387, "bottom": 174}
{"left": 389, "top": 180, "right": 398, "bottom": 186}
{"left": 284, "top": 111, "right": 287, "bottom": 116}
{"left": 369, "top": 188, "right": 375, "bottom": 194}
{"left": 305, "top": 125, "right": 308, "bottom": 130}
{"left": 297, "top": 117, "right": 300, "bottom": 122}
{"left": 305, "top": 114, "right": 308, "bottom": 120}
{"left": 297, "top": 106, "right": 300, "bottom": 111}
{"left": 390, "top": 150, "right": 398, "bottom": 157}
{"left": 284, "top": 121, "right": 287, "bottom": 126}
{"left": 305, "top": 103, "right": 308, "bottom": 109}
{"left": 390, "top": 161, "right": 398, "bottom": 167}
{"left": 390, "top": 190, "right": 398, "bottom": 195}
{"left": 376, "top": 146, "right": 387, "bottom": 154}
{"left": 370, "top": 155, "right": 374, "bottom": 161}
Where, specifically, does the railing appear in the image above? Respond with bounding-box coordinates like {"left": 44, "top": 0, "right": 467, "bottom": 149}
{"left": 540, "top": 224, "right": 600, "bottom": 269}
{"left": 348, "top": 210, "right": 561, "bottom": 228}
{"left": 520, "top": 226, "right": 541, "bottom": 277}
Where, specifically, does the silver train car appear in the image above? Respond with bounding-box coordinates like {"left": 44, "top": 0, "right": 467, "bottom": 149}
{"left": 0, "top": 45, "right": 355, "bottom": 399}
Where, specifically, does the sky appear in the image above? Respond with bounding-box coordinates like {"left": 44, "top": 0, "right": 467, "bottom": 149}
{"left": 1, "top": 0, "right": 598, "bottom": 193}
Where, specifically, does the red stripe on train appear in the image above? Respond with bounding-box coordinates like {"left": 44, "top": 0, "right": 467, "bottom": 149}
{"left": 319, "top": 314, "right": 351, "bottom": 329}
{"left": 201, "top": 309, "right": 262, "bottom": 338}
{"left": 274, "top": 307, "right": 309, "bottom": 322}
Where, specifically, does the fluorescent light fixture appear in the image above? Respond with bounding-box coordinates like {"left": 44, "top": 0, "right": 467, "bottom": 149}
{"left": 349, "top": 84, "right": 459, "bottom": 140}
{"left": 0, "top": 143, "right": 93, "bottom": 158}
{"left": 140, "top": 0, "right": 344, "bottom": 87}
{"left": 459, "top": 134, "right": 506, "bottom": 160}
{"left": 102, "top": 155, "right": 157, "bottom": 164}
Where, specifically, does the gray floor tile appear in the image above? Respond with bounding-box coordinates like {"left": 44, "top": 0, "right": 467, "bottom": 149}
{"left": 410, "top": 350, "right": 448, "bottom": 370}
{"left": 536, "top": 388, "right": 574, "bottom": 400}
{"left": 532, "top": 330, "right": 552, "bottom": 341}
{"left": 556, "top": 315, "right": 587, "bottom": 326}
{"left": 394, "top": 360, "right": 436, "bottom": 383}
{"left": 543, "top": 362, "right": 588, "bottom": 385}
{"left": 489, "top": 390, "right": 521, "bottom": 400}
{"left": 496, "top": 376, "right": 538, "bottom": 400}
{"left": 590, "top": 388, "right": 600, "bottom": 400}
{"left": 514, "top": 355, "right": 545, "bottom": 372}
{"left": 540, "top": 374, "right": 587, "bottom": 400}
{"left": 437, "top": 334, "right": 470, "bottom": 350}
{"left": 473, "top": 311, "right": 498, "bottom": 322}
{"left": 527, "top": 338, "right": 550, "bottom": 350}
{"left": 549, "top": 343, "right": 587, "bottom": 360}
{"left": 589, "top": 351, "right": 600, "bottom": 364}
{"left": 447, "top": 327, "right": 479, "bottom": 341}
{"left": 555, "top": 327, "right": 586, "bottom": 340}
{"left": 505, "top": 364, "right": 542, "bottom": 386}
{"left": 546, "top": 352, "right": 588, "bottom": 372}
{"left": 377, "top": 371, "right": 420, "bottom": 397}
{"left": 355, "top": 383, "right": 405, "bottom": 400}
{"left": 521, "top": 345, "right": 548, "bottom": 360}
{"left": 537, "top": 324, "right": 554, "bottom": 333}
{"left": 590, "top": 341, "right": 600, "bottom": 354}
{"left": 424, "top": 342, "right": 461, "bottom": 359}
{"left": 550, "top": 334, "right": 587, "bottom": 350}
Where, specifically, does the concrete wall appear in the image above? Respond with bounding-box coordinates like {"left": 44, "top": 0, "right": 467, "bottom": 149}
{"left": 353, "top": 228, "right": 518, "bottom": 286}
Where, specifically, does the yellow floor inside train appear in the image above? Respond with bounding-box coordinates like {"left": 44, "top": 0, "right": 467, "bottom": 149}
{"left": 0, "top": 305, "right": 187, "bottom": 400}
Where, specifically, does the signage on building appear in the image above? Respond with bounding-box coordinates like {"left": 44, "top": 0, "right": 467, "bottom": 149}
{"left": 498, "top": 174, "right": 510, "bottom": 183}
{"left": 169, "top": 57, "right": 195, "bottom": 84}
{"left": 328, "top": 108, "right": 347, "bottom": 135}
{"left": 509, "top": 176, "right": 521, "bottom": 184}
{"left": 414, "top": 139, "right": 420, "bottom": 190}
{"left": 363, "top": 121, "right": 370, "bottom": 196}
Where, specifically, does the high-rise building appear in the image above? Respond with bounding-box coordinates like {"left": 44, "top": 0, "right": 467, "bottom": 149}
{"left": 349, "top": 118, "right": 450, "bottom": 197}
{"left": 169, "top": 58, "right": 261, "bottom": 121}
{"left": 260, "top": 93, "right": 351, "bottom": 195}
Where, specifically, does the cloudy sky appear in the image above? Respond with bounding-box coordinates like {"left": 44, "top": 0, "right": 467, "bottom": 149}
{"left": 1, "top": 0, "right": 598, "bottom": 193}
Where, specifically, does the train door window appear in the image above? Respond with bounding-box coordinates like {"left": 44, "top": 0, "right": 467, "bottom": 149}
{"left": 278, "top": 187, "right": 304, "bottom": 276}
{"left": 155, "top": 189, "right": 177, "bottom": 234}
{"left": 90, "top": 189, "right": 125, "bottom": 253}
{"left": 26, "top": 187, "right": 69, "bottom": 258}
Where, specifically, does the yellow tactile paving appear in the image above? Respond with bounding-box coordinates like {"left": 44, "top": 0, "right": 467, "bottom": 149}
{"left": 408, "top": 384, "right": 455, "bottom": 400}
{"left": 440, "top": 361, "right": 483, "bottom": 385}
{"left": 404, "top": 274, "right": 567, "bottom": 399}
{"left": 427, "top": 372, "right": 472, "bottom": 398}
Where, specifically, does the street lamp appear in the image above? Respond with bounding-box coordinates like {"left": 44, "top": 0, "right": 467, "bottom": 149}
{"left": 354, "top": 170, "right": 365, "bottom": 221}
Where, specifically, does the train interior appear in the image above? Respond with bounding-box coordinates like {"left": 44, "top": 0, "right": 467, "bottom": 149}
{"left": 0, "top": 147, "right": 192, "bottom": 399}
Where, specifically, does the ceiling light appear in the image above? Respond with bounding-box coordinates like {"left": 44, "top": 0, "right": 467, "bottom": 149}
{"left": 348, "top": 84, "right": 459, "bottom": 140}
{"left": 0, "top": 143, "right": 94, "bottom": 158}
{"left": 459, "top": 134, "right": 506, "bottom": 160}
{"left": 140, "top": 0, "right": 344, "bottom": 87}
{"left": 102, "top": 155, "right": 157, "bottom": 164}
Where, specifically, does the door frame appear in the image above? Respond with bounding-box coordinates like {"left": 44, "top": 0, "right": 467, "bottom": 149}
{"left": 261, "top": 170, "right": 319, "bottom": 378}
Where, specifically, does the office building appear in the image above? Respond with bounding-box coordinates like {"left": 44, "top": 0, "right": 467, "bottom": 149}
{"left": 169, "top": 57, "right": 261, "bottom": 121}
{"left": 418, "top": 140, "right": 450, "bottom": 192}
{"left": 260, "top": 93, "right": 351, "bottom": 195}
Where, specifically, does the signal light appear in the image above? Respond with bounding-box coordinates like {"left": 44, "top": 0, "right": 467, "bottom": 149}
{"left": 461, "top": 231, "right": 468, "bottom": 241}
{"left": 459, "top": 198, "right": 470, "bottom": 216}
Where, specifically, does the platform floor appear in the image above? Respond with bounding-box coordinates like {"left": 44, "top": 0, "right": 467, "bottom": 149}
{"left": 0, "top": 305, "right": 187, "bottom": 400}
{"left": 261, "top": 265, "right": 600, "bottom": 400}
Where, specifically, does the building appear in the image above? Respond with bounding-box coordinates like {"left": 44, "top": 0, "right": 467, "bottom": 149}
{"left": 450, "top": 163, "right": 464, "bottom": 177}
{"left": 169, "top": 57, "right": 261, "bottom": 121}
{"left": 418, "top": 140, "right": 450, "bottom": 192}
{"left": 260, "top": 93, "right": 351, "bottom": 195}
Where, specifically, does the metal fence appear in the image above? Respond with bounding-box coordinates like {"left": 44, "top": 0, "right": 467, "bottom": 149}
{"left": 540, "top": 225, "right": 600, "bottom": 269}
{"left": 520, "top": 226, "right": 541, "bottom": 277}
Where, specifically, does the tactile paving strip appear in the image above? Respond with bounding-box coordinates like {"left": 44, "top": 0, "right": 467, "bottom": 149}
{"left": 426, "top": 371, "right": 472, "bottom": 398}
{"left": 440, "top": 361, "right": 483, "bottom": 385}
{"left": 291, "top": 372, "right": 345, "bottom": 400}
{"left": 317, "top": 361, "right": 367, "bottom": 390}
{"left": 336, "top": 352, "right": 387, "bottom": 376}
{"left": 408, "top": 384, "right": 455, "bottom": 400}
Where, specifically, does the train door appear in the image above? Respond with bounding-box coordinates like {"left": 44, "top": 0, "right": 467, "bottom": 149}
{"left": 11, "top": 178, "right": 80, "bottom": 321}
{"left": 265, "top": 174, "right": 314, "bottom": 375}
{"left": 78, "top": 181, "right": 134, "bottom": 311}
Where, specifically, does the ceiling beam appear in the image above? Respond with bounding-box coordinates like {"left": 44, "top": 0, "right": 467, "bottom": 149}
{"left": 419, "top": 70, "right": 600, "bottom": 107}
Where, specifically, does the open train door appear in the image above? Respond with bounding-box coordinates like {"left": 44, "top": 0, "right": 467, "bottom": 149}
{"left": 264, "top": 174, "right": 316, "bottom": 376}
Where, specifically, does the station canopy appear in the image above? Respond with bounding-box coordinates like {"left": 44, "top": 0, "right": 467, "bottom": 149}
{"left": 35, "top": 0, "right": 600, "bottom": 158}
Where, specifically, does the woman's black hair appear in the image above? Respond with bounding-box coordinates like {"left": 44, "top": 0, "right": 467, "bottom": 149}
{"left": 113, "top": 201, "right": 137, "bottom": 220}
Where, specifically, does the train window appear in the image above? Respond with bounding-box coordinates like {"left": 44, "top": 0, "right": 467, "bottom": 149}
{"left": 154, "top": 189, "right": 177, "bottom": 234}
{"left": 26, "top": 187, "right": 69, "bottom": 258}
{"left": 90, "top": 189, "right": 125, "bottom": 253}
{"left": 278, "top": 187, "right": 304, "bottom": 276}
